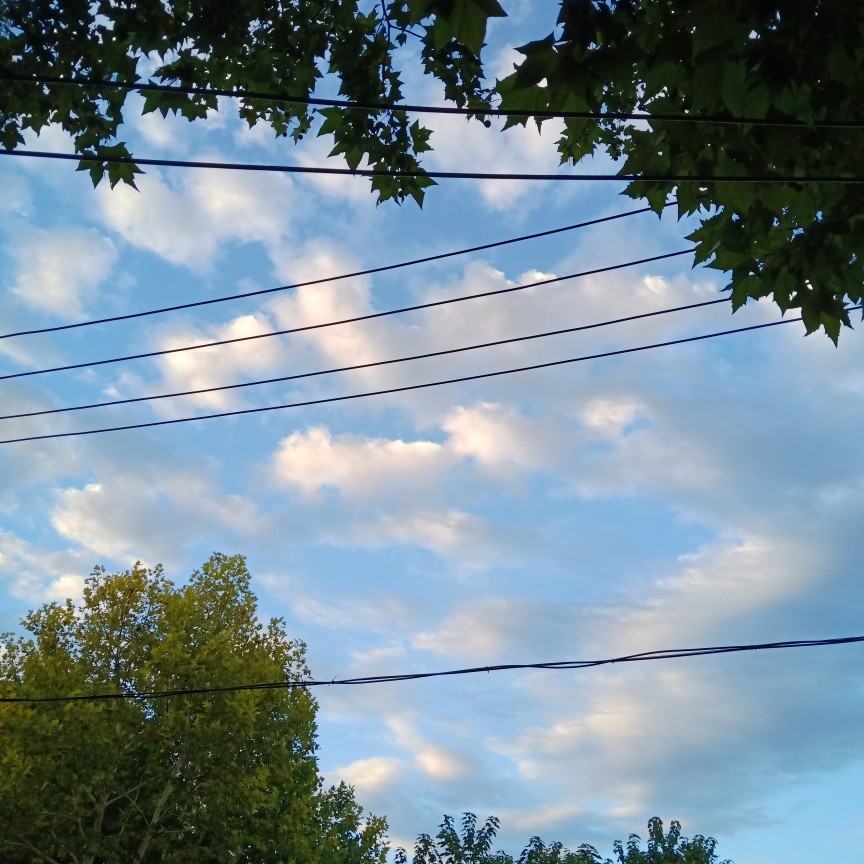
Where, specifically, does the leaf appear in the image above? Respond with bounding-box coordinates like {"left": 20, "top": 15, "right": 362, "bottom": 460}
{"left": 821, "top": 312, "right": 841, "bottom": 345}
{"left": 512, "top": 35, "right": 556, "bottom": 88}
{"left": 800, "top": 297, "right": 822, "bottom": 333}
{"left": 730, "top": 275, "right": 752, "bottom": 310}
{"left": 691, "top": 237, "right": 721, "bottom": 265}
{"left": 719, "top": 62, "right": 747, "bottom": 116}
{"left": 451, "top": 0, "right": 506, "bottom": 54}
{"left": 344, "top": 146, "right": 365, "bottom": 171}
{"left": 497, "top": 73, "right": 550, "bottom": 129}
{"left": 76, "top": 157, "right": 106, "bottom": 187}
{"left": 317, "top": 106, "right": 344, "bottom": 137}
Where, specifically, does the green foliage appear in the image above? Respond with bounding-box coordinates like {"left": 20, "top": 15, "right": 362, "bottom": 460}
{"left": 395, "top": 815, "right": 730, "bottom": 864}
{"left": 2, "top": 1, "right": 862, "bottom": 335}
{"left": 0, "top": 0, "right": 501, "bottom": 205}
{"left": 607, "top": 817, "right": 729, "bottom": 864}
{"left": 494, "top": 0, "right": 864, "bottom": 340}
{"left": 0, "top": 553, "right": 387, "bottom": 864}
{"left": 395, "top": 812, "right": 512, "bottom": 864}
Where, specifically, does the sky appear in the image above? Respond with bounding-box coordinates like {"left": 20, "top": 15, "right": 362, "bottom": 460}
{"left": 2, "top": 7, "right": 864, "bottom": 864}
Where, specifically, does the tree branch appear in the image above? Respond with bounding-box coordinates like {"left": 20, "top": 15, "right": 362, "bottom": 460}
{"left": 132, "top": 753, "right": 185, "bottom": 864}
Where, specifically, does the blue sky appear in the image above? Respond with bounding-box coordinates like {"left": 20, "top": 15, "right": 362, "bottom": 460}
{"left": 2, "top": 8, "right": 864, "bottom": 863}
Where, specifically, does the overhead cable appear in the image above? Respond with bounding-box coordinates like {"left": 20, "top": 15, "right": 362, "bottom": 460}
{"left": 2, "top": 635, "right": 861, "bottom": 704}
{"left": 3, "top": 148, "right": 862, "bottom": 185}
{"left": 0, "top": 204, "right": 670, "bottom": 340}
{"left": 0, "top": 295, "right": 726, "bottom": 420}
{"left": 0, "top": 249, "right": 693, "bottom": 380}
{"left": 0, "top": 312, "right": 826, "bottom": 445}
{"left": 4, "top": 74, "right": 863, "bottom": 129}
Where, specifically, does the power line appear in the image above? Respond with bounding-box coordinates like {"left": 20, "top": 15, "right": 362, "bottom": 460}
{"left": 0, "top": 296, "right": 726, "bottom": 420}
{"left": 0, "top": 313, "right": 810, "bottom": 445}
{"left": 0, "top": 204, "right": 670, "bottom": 340}
{"left": 5, "top": 74, "right": 863, "bottom": 130}
{"left": 0, "top": 250, "right": 693, "bottom": 381}
{"left": 2, "top": 635, "right": 861, "bottom": 704}
{"left": 4, "top": 148, "right": 862, "bottom": 185}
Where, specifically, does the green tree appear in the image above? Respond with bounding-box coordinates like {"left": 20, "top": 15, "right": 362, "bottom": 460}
{"left": 0, "top": 553, "right": 387, "bottom": 864}
{"left": 395, "top": 812, "right": 513, "bottom": 864}
{"left": 1, "top": 1, "right": 861, "bottom": 337}
{"left": 395, "top": 814, "right": 730, "bottom": 864}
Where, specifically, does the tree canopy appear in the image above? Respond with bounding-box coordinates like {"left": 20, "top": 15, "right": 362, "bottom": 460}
{"left": 1, "top": 0, "right": 862, "bottom": 338}
{"left": 0, "top": 553, "right": 387, "bottom": 864}
{"left": 395, "top": 812, "right": 731, "bottom": 864}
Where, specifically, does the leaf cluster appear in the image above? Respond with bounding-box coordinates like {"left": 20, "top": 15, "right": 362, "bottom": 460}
{"left": 0, "top": 0, "right": 503, "bottom": 204}
{"left": 494, "top": 0, "right": 864, "bottom": 339}
{"left": 394, "top": 814, "right": 730, "bottom": 864}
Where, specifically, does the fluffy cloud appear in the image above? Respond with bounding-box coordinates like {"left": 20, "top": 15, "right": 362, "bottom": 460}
{"left": 388, "top": 714, "right": 472, "bottom": 782}
{"left": 443, "top": 402, "right": 563, "bottom": 475}
{"left": 97, "top": 164, "right": 294, "bottom": 269}
{"left": 50, "top": 464, "right": 261, "bottom": 566}
{"left": 272, "top": 426, "right": 449, "bottom": 502}
{"left": 330, "top": 756, "right": 402, "bottom": 792}
{"left": 0, "top": 529, "right": 91, "bottom": 604}
{"left": 265, "top": 406, "right": 566, "bottom": 564}
{"left": 111, "top": 312, "right": 284, "bottom": 415}
{"left": 6, "top": 225, "right": 117, "bottom": 317}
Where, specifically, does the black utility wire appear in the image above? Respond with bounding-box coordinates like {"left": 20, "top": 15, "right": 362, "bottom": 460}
{"left": 0, "top": 204, "right": 669, "bottom": 340}
{"left": 0, "top": 250, "right": 692, "bottom": 381}
{"left": 3, "top": 148, "right": 862, "bottom": 184}
{"left": 0, "top": 312, "right": 823, "bottom": 445}
{"left": 5, "top": 74, "right": 864, "bottom": 129}
{"left": 2, "top": 636, "right": 861, "bottom": 704}
{"left": 0, "top": 296, "right": 725, "bottom": 420}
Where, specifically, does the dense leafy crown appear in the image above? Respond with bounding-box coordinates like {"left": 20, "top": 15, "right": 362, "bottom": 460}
{"left": 1, "top": 0, "right": 862, "bottom": 337}
{"left": 0, "top": 553, "right": 387, "bottom": 864}
{"left": 496, "top": 0, "right": 864, "bottom": 340}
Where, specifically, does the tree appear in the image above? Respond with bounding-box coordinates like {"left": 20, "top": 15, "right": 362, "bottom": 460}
{"left": 395, "top": 812, "right": 513, "bottom": 864}
{"left": 1, "top": 1, "right": 861, "bottom": 338}
{"left": 394, "top": 814, "right": 731, "bottom": 864}
{"left": 0, "top": 553, "right": 387, "bottom": 864}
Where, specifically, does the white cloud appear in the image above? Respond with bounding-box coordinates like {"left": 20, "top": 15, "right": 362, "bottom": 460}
{"left": 272, "top": 426, "right": 449, "bottom": 501}
{"left": 50, "top": 465, "right": 260, "bottom": 566}
{"left": 371, "top": 508, "right": 489, "bottom": 559}
{"left": 117, "top": 312, "right": 283, "bottom": 414}
{"left": 426, "top": 113, "right": 569, "bottom": 210}
{"left": 581, "top": 398, "right": 644, "bottom": 436}
{"left": 265, "top": 411, "right": 565, "bottom": 565}
{"left": 443, "top": 402, "right": 563, "bottom": 474}
{"left": 308, "top": 505, "right": 506, "bottom": 567}
{"left": 134, "top": 110, "right": 184, "bottom": 150}
{"left": 0, "top": 529, "right": 91, "bottom": 604}
{"left": 413, "top": 598, "right": 528, "bottom": 658}
{"left": 290, "top": 134, "right": 378, "bottom": 204}
{"left": 270, "top": 404, "right": 564, "bottom": 504}
{"left": 331, "top": 756, "right": 402, "bottom": 792}
{"left": 97, "top": 164, "right": 294, "bottom": 270}
{"left": 41, "top": 573, "right": 87, "bottom": 602}
{"left": 6, "top": 226, "right": 117, "bottom": 317}
{"left": 388, "top": 714, "right": 471, "bottom": 782}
